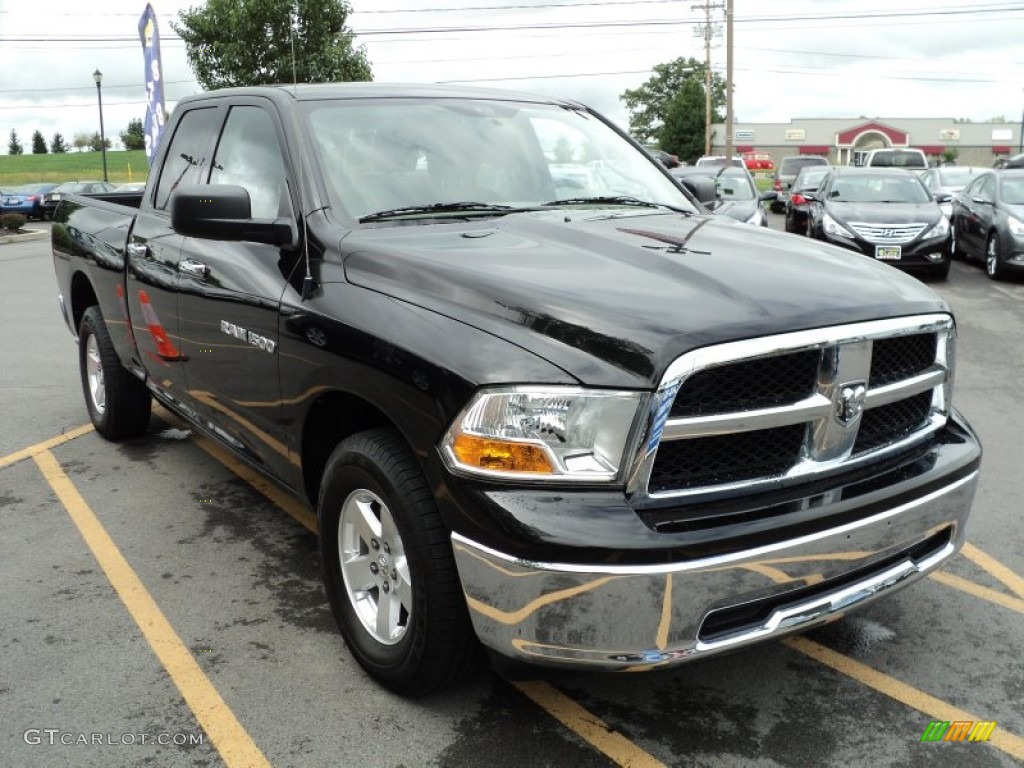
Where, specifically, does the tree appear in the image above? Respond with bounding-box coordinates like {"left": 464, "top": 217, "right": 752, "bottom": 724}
{"left": 8, "top": 129, "right": 23, "bottom": 155}
{"left": 120, "top": 118, "right": 146, "bottom": 151}
{"left": 172, "top": 0, "right": 372, "bottom": 91}
{"left": 88, "top": 132, "right": 112, "bottom": 152}
{"left": 50, "top": 133, "right": 69, "bottom": 154}
{"left": 658, "top": 79, "right": 710, "bottom": 164}
{"left": 31, "top": 130, "right": 48, "bottom": 154}
{"left": 553, "top": 135, "right": 574, "bottom": 164}
{"left": 72, "top": 132, "right": 92, "bottom": 152}
{"left": 620, "top": 57, "right": 725, "bottom": 145}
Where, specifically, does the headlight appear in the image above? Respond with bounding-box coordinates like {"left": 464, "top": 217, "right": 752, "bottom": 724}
{"left": 442, "top": 387, "right": 644, "bottom": 481}
{"left": 823, "top": 213, "right": 853, "bottom": 238}
{"left": 924, "top": 217, "right": 950, "bottom": 239}
{"left": 1008, "top": 216, "right": 1024, "bottom": 238}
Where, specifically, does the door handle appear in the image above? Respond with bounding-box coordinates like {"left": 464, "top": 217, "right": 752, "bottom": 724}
{"left": 179, "top": 259, "right": 209, "bottom": 278}
{"left": 126, "top": 242, "right": 149, "bottom": 259}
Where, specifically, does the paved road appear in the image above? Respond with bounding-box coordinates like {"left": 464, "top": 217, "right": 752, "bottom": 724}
{"left": 2, "top": 220, "right": 1022, "bottom": 767}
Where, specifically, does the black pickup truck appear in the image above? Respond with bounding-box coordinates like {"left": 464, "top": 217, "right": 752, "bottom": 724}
{"left": 53, "top": 83, "right": 981, "bottom": 695}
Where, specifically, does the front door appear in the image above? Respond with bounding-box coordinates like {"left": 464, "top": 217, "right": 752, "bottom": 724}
{"left": 175, "top": 103, "right": 298, "bottom": 481}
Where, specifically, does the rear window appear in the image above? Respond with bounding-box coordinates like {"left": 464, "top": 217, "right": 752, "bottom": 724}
{"left": 867, "top": 150, "right": 927, "bottom": 169}
{"left": 779, "top": 157, "right": 827, "bottom": 176}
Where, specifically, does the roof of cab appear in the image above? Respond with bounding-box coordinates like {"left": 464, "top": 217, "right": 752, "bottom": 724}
{"left": 177, "top": 82, "right": 585, "bottom": 108}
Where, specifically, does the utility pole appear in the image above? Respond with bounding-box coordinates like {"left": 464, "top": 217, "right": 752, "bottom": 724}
{"left": 692, "top": 0, "right": 723, "bottom": 157}
{"left": 725, "top": 0, "right": 734, "bottom": 163}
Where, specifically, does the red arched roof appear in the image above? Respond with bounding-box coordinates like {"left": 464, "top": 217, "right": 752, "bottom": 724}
{"left": 836, "top": 121, "right": 908, "bottom": 146}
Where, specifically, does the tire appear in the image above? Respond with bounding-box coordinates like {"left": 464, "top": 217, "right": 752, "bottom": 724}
{"left": 986, "top": 232, "right": 1006, "bottom": 280}
{"left": 78, "top": 306, "right": 151, "bottom": 440}
{"left": 784, "top": 211, "right": 795, "bottom": 233}
{"left": 770, "top": 201, "right": 783, "bottom": 214}
{"left": 318, "top": 428, "right": 481, "bottom": 695}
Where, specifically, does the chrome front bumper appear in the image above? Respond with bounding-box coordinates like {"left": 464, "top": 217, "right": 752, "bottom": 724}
{"left": 451, "top": 470, "right": 978, "bottom": 670}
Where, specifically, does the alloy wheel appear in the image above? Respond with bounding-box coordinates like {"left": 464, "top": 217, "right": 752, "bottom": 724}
{"left": 337, "top": 488, "right": 411, "bottom": 645}
{"left": 85, "top": 333, "right": 106, "bottom": 415}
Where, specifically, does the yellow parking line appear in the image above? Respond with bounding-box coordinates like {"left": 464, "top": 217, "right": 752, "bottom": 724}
{"left": 32, "top": 449, "right": 272, "bottom": 768}
{"left": 0, "top": 423, "right": 93, "bottom": 469}
{"left": 786, "top": 636, "right": 1024, "bottom": 761}
{"left": 512, "top": 681, "right": 666, "bottom": 768}
{"left": 960, "top": 543, "right": 1024, "bottom": 600}
{"left": 929, "top": 571, "right": 1024, "bottom": 615}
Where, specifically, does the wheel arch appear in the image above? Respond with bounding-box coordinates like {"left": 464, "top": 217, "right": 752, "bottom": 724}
{"left": 70, "top": 270, "right": 99, "bottom": 335}
{"left": 300, "top": 390, "right": 412, "bottom": 512}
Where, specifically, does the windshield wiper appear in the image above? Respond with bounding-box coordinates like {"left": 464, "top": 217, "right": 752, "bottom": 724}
{"left": 359, "top": 202, "right": 527, "bottom": 223}
{"left": 540, "top": 195, "right": 692, "bottom": 214}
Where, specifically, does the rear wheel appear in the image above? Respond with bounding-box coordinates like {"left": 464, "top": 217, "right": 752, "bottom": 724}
{"left": 78, "top": 306, "right": 151, "bottom": 440}
{"left": 784, "top": 210, "right": 796, "bottom": 233}
{"left": 986, "top": 232, "right": 1006, "bottom": 280}
{"left": 318, "top": 428, "right": 481, "bottom": 695}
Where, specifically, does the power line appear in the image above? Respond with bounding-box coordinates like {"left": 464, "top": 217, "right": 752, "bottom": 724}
{"left": 357, "top": 0, "right": 687, "bottom": 11}
{"left": 0, "top": 80, "right": 195, "bottom": 95}
{"left": 4, "top": 4, "right": 1023, "bottom": 42}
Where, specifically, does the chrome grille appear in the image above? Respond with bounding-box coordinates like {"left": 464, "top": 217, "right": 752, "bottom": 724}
{"left": 847, "top": 222, "right": 928, "bottom": 244}
{"left": 632, "top": 315, "right": 954, "bottom": 500}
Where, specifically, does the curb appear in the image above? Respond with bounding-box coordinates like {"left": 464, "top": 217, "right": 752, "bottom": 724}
{"left": 0, "top": 229, "right": 48, "bottom": 245}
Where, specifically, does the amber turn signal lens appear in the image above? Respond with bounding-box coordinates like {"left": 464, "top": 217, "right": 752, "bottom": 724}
{"left": 452, "top": 433, "right": 555, "bottom": 474}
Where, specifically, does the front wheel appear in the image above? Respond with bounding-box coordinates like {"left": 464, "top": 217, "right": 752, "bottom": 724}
{"left": 986, "top": 232, "right": 1006, "bottom": 280}
{"left": 78, "top": 306, "right": 151, "bottom": 440}
{"left": 318, "top": 429, "right": 481, "bottom": 695}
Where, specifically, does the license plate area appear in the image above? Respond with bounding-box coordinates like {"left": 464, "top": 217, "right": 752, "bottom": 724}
{"left": 876, "top": 245, "right": 901, "bottom": 260}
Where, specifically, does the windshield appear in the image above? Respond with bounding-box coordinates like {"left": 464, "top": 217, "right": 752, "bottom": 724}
{"left": 938, "top": 168, "right": 975, "bottom": 187}
{"left": 712, "top": 168, "right": 755, "bottom": 200}
{"left": 828, "top": 174, "right": 931, "bottom": 204}
{"left": 304, "top": 99, "right": 698, "bottom": 220}
{"left": 793, "top": 167, "right": 830, "bottom": 190}
{"left": 868, "top": 151, "right": 927, "bottom": 169}
{"left": 1002, "top": 177, "right": 1024, "bottom": 205}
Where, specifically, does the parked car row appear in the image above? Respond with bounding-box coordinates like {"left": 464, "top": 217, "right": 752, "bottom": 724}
{"left": 670, "top": 165, "right": 772, "bottom": 226}
{"left": 950, "top": 168, "right": 1024, "bottom": 279}
{"left": 769, "top": 155, "right": 830, "bottom": 213}
{"left": 0, "top": 183, "right": 58, "bottom": 219}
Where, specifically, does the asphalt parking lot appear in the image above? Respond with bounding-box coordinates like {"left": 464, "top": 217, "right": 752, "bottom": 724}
{"left": 2, "top": 218, "right": 1023, "bottom": 767}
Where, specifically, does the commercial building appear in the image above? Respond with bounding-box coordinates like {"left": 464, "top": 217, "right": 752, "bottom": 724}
{"left": 710, "top": 118, "right": 1022, "bottom": 167}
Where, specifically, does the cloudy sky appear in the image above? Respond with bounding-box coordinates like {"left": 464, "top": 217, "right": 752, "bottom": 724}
{"left": 1, "top": 0, "right": 1022, "bottom": 154}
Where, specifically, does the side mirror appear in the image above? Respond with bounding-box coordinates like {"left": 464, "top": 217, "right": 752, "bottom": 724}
{"left": 170, "top": 184, "right": 296, "bottom": 247}
{"left": 934, "top": 192, "right": 952, "bottom": 204}
{"left": 758, "top": 190, "right": 778, "bottom": 202}
{"left": 802, "top": 191, "right": 819, "bottom": 203}
{"left": 677, "top": 175, "right": 717, "bottom": 206}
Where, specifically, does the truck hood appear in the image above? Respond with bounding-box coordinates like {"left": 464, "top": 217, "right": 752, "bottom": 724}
{"left": 341, "top": 210, "right": 948, "bottom": 389}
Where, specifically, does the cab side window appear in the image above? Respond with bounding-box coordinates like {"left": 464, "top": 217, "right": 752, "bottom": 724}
{"left": 209, "top": 106, "right": 289, "bottom": 220}
{"left": 153, "top": 107, "right": 220, "bottom": 211}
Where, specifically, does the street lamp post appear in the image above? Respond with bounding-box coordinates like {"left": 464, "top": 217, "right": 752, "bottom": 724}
{"left": 93, "top": 69, "right": 108, "bottom": 182}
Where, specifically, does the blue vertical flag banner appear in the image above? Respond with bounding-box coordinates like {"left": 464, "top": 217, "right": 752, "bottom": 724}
{"left": 138, "top": 3, "right": 166, "bottom": 166}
